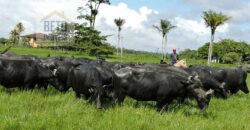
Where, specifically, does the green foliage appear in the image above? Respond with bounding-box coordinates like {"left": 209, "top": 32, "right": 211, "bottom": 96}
{"left": 215, "top": 39, "right": 250, "bottom": 61}
{"left": 78, "top": 43, "right": 114, "bottom": 56}
{"left": 179, "top": 49, "right": 198, "bottom": 59}
{"left": 153, "top": 19, "right": 176, "bottom": 37}
{"left": 197, "top": 43, "right": 209, "bottom": 59}
{"left": 9, "top": 22, "right": 25, "bottom": 45}
{"left": 75, "top": 24, "right": 108, "bottom": 46}
{"left": 51, "top": 22, "right": 115, "bottom": 56}
{"left": 197, "top": 39, "right": 250, "bottom": 63}
{"left": 114, "top": 18, "right": 126, "bottom": 31}
{"left": 0, "top": 38, "right": 8, "bottom": 45}
{"left": 222, "top": 52, "right": 241, "bottom": 64}
{"left": 9, "top": 29, "right": 19, "bottom": 44}
{"left": 77, "top": 0, "right": 111, "bottom": 28}
{"left": 203, "top": 10, "right": 230, "bottom": 35}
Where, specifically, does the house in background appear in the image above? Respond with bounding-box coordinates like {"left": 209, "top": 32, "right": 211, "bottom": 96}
{"left": 23, "top": 33, "right": 48, "bottom": 47}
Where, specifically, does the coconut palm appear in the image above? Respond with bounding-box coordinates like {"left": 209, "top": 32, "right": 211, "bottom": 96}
{"left": 114, "top": 17, "right": 125, "bottom": 61}
{"left": 153, "top": 19, "right": 176, "bottom": 61}
{"left": 203, "top": 10, "right": 230, "bottom": 64}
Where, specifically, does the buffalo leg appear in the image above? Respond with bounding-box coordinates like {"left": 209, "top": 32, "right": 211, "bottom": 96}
{"left": 116, "top": 92, "right": 126, "bottom": 105}
{"left": 113, "top": 89, "right": 126, "bottom": 104}
{"left": 75, "top": 92, "right": 81, "bottom": 99}
{"left": 22, "top": 83, "right": 36, "bottom": 90}
{"left": 157, "top": 95, "right": 173, "bottom": 113}
{"left": 156, "top": 102, "right": 166, "bottom": 112}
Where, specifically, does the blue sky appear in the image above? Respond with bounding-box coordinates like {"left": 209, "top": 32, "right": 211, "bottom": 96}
{"left": 0, "top": 0, "right": 249, "bottom": 52}
{"left": 111, "top": 0, "right": 196, "bottom": 18}
{"left": 111, "top": 0, "right": 176, "bottom": 11}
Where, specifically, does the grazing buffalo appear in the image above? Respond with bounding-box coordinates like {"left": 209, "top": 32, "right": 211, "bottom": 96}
{"left": 0, "top": 59, "right": 53, "bottom": 89}
{"left": 49, "top": 61, "right": 78, "bottom": 92}
{"left": 126, "top": 63, "right": 227, "bottom": 98}
{"left": 190, "top": 65, "right": 249, "bottom": 94}
{"left": 67, "top": 62, "right": 113, "bottom": 108}
{"left": 185, "top": 67, "right": 228, "bottom": 98}
{"left": 37, "top": 56, "right": 94, "bottom": 91}
{"left": 113, "top": 66, "right": 213, "bottom": 112}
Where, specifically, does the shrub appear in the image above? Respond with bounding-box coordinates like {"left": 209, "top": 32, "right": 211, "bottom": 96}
{"left": 222, "top": 52, "right": 240, "bottom": 64}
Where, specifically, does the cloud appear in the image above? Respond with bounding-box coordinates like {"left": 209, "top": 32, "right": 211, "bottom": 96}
{"left": 174, "top": 17, "right": 229, "bottom": 34}
{"left": 96, "top": 3, "right": 157, "bottom": 31}
{"left": 0, "top": 0, "right": 82, "bottom": 37}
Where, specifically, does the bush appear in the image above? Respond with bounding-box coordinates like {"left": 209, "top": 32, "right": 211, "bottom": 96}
{"left": 222, "top": 52, "right": 240, "bottom": 64}
{"left": 0, "top": 38, "right": 7, "bottom": 45}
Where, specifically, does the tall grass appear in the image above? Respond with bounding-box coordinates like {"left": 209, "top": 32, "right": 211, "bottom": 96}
{"left": 0, "top": 45, "right": 249, "bottom": 130}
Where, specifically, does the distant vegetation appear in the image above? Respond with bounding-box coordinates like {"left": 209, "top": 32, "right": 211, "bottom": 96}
{"left": 180, "top": 39, "right": 250, "bottom": 64}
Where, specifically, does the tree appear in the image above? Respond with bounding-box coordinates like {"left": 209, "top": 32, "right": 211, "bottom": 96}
{"left": 53, "top": 22, "right": 76, "bottom": 45}
{"left": 78, "top": 0, "right": 111, "bottom": 29}
{"left": 153, "top": 19, "right": 176, "bottom": 61}
{"left": 222, "top": 52, "right": 240, "bottom": 64}
{"left": 114, "top": 17, "right": 125, "bottom": 60}
{"left": 9, "top": 22, "right": 25, "bottom": 45}
{"left": 0, "top": 38, "right": 7, "bottom": 45}
{"left": 197, "top": 39, "right": 250, "bottom": 63}
{"left": 15, "top": 22, "right": 25, "bottom": 45}
{"left": 10, "top": 29, "right": 18, "bottom": 45}
{"left": 203, "top": 10, "right": 230, "bottom": 64}
{"left": 15, "top": 22, "right": 25, "bottom": 35}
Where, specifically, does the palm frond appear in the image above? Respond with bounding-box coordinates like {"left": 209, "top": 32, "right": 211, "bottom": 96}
{"left": 203, "top": 10, "right": 230, "bottom": 34}
{"left": 114, "top": 18, "right": 126, "bottom": 31}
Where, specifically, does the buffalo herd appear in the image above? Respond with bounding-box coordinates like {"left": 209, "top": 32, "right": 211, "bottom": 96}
{"left": 0, "top": 51, "right": 249, "bottom": 113}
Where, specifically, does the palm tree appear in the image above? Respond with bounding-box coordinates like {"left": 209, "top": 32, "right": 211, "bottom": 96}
{"left": 203, "top": 11, "right": 230, "bottom": 64}
{"left": 153, "top": 19, "right": 176, "bottom": 61}
{"left": 15, "top": 22, "right": 25, "bottom": 45}
{"left": 114, "top": 18, "right": 125, "bottom": 61}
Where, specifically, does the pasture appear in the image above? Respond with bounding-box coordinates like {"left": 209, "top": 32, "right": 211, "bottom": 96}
{"left": 0, "top": 46, "right": 249, "bottom": 130}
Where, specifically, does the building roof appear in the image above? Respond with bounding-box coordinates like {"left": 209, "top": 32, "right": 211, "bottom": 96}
{"left": 40, "top": 10, "right": 71, "bottom": 22}
{"left": 23, "top": 33, "right": 48, "bottom": 39}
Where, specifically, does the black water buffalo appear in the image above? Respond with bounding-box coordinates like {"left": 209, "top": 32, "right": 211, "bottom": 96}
{"left": 37, "top": 56, "right": 94, "bottom": 91}
{"left": 49, "top": 61, "right": 77, "bottom": 92}
{"left": 185, "top": 67, "right": 228, "bottom": 98}
{"left": 113, "top": 66, "right": 214, "bottom": 112}
{"left": 0, "top": 59, "right": 53, "bottom": 89}
{"left": 67, "top": 62, "right": 113, "bottom": 108}
{"left": 122, "top": 63, "right": 227, "bottom": 98}
{"left": 190, "top": 65, "right": 249, "bottom": 94}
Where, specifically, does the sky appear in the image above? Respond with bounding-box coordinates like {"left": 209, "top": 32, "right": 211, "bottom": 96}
{"left": 0, "top": 0, "right": 250, "bottom": 52}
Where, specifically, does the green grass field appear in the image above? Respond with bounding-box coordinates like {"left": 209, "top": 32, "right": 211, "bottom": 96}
{"left": 0, "top": 46, "right": 249, "bottom": 130}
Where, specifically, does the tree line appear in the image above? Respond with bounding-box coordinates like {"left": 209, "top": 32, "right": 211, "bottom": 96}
{"left": 180, "top": 39, "right": 250, "bottom": 64}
